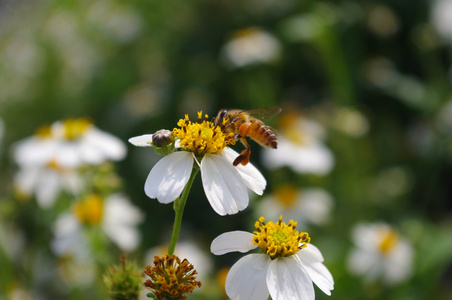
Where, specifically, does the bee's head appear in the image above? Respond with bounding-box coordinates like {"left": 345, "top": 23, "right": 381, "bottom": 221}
{"left": 214, "top": 109, "right": 228, "bottom": 126}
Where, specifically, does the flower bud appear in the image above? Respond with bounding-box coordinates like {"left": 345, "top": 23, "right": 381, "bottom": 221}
{"left": 151, "top": 130, "right": 175, "bottom": 155}
{"left": 104, "top": 254, "right": 143, "bottom": 300}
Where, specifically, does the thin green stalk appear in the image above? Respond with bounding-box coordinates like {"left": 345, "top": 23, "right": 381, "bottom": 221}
{"left": 167, "top": 163, "right": 199, "bottom": 255}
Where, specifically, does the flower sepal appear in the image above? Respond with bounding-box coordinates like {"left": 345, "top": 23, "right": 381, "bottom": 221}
{"left": 128, "top": 130, "right": 176, "bottom": 156}
{"left": 152, "top": 130, "right": 176, "bottom": 156}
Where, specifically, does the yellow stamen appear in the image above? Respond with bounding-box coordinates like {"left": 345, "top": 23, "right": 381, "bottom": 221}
{"left": 274, "top": 185, "right": 299, "bottom": 208}
{"left": 73, "top": 194, "right": 104, "bottom": 225}
{"left": 172, "top": 111, "right": 235, "bottom": 157}
{"left": 279, "top": 113, "right": 309, "bottom": 145}
{"left": 46, "top": 160, "right": 63, "bottom": 171}
{"left": 36, "top": 125, "right": 53, "bottom": 139}
{"left": 252, "top": 215, "right": 310, "bottom": 259}
{"left": 378, "top": 227, "right": 399, "bottom": 254}
{"left": 144, "top": 255, "right": 201, "bottom": 300}
{"left": 233, "top": 27, "right": 260, "bottom": 39}
{"left": 63, "top": 118, "right": 92, "bottom": 140}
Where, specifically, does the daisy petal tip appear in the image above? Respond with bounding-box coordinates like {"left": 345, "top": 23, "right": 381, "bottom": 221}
{"left": 128, "top": 134, "right": 153, "bottom": 147}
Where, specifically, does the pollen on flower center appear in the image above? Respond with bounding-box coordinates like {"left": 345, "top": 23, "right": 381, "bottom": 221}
{"left": 144, "top": 254, "right": 202, "bottom": 300}
{"left": 73, "top": 194, "right": 104, "bottom": 225}
{"left": 63, "top": 118, "right": 92, "bottom": 140}
{"left": 172, "top": 111, "right": 235, "bottom": 157}
{"left": 378, "top": 227, "right": 399, "bottom": 254}
{"left": 36, "top": 125, "right": 53, "bottom": 139}
{"left": 274, "top": 185, "right": 298, "bottom": 208}
{"left": 252, "top": 215, "right": 310, "bottom": 259}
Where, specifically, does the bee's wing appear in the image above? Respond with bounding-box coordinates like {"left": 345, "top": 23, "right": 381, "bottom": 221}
{"left": 245, "top": 106, "right": 282, "bottom": 121}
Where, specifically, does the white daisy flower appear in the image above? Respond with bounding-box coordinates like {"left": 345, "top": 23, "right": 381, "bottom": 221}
{"left": 221, "top": 27, "right": 281, "bottom": 68}
{"left": 431, "top": 0, "right": 452, "bottom": 43}
{"left": 14, "top": 118, "right": 126, "bottom": 168}
{"left": 255, "top": 185, "right": 333, "bottom": 227}
{"left": 211, "top": 216, "right": 334, "bottom": 300}
{"left": 13, "top": 162, "right": 82, "bottom": 209}
{"left": 129, "top": 111, "right": 266, "bottom": 216}
{"left": 347, "top": 222, "right": 414, "bottom": 285}
{"left": 51, "top": 193, "right": 144, "bottom": 256}
{"left": 261, "top": 112, "right": 334, "bottom": 175}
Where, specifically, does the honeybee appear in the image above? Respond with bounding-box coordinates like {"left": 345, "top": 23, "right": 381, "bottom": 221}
{"left": 214, "top": 106, "right": 282, "bottom": 166}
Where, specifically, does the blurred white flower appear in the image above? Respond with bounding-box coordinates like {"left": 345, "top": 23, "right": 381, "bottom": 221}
{"left": 334, "top": 107, "right": 369, "bottom": 137}
{"left": 145, "top": 241, "right": 213, "bottom": 282}
{"left": 51, "top": 194, "right": 144, "bottom": 256}
{"left": 14, "top": 118, "right": 126, "bottom": 168}
{"left": 211, "top": 216, "right": 334, "bottom": 300}
{"left": 431, "top": 0, "right": 452, "bottom": 42}
{"left": 255, "top": 185, "right": 333, "bottom": 227}
{"left": 261, "top": 112, "right": 334, "bottom": 175}
{"left": 12, "top": 118, "right": 126, "bottom": 207}
{"left": 86, "top": 0, "right": 142, "bottom": 43}
{"left": 14, "top": 162, "right": 82, "bottom": 208}
{"left": 56, "top": 255, "right": 97, "bottom": 287}
{"left": 221, "top": 27, "right": 281, "bottom": 68}
{"left": 0, "top": 222, "right": 25, "bottom": 261}
{"left": 347, "top": 222, "right": 414, "bottom": 285}
{"left": 366, "top": 4, "right": 399, "bottom": 37}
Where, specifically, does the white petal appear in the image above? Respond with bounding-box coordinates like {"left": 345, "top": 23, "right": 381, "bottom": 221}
{"left": 201, "top": 154, "right": 248, "bottom": 215}
{"left": 13, "top": 137, "right": 58, "bottom": 167}
{"left": 55, "top": 143, "right": 83, "bottom": 168}
{"left": 36, "top": 170, "right": 61, "bottom": 209}
{"left": 78, "top": 138, "right": 105, "bottom": 165}
{"left": 144, "top": 151, "right": 193, "bottom": 203}
{"left": 295, "top": 188, "right": 333, "bottom": 225}
{"left": 262, "top": 138, "right": 334, "bottom": 175}
{"left": 13, "top": 167, "right": 40, "bottom": 195}
{"left": 222, "top": 147, "right": 266, "bottom": 195}
{"left": 267, "top": 257, "right": 315, "bottom": 300}
{"left": 295, "top": 246, "right": 334, "bottom": 295}
{"left": 383, "top": 240, "right": 413, "bottom": 284}
{"left": 105, "top": 224, "right": 141, "bottom": 251}
{"left": 300, "top": 243, "right": 325, "bottom": 262}
{"left": 103, "top": 194, "right": 144, "bottom": 225}
{"left": 346, "top": 248, "right": 381, "bottom": 282}
{"left": 84, "top": 128, "right": 126, "bottom": 161}
{"left": 128, "top": 134, "right": 153, "bottom": 147}
{"left": 210, "top": 231, "right": 256, "bottom": 255}
{"left": 225, "top": 254, "right": 271, "bottom": 300}
{"left": 102, "top": 195, "right": 144, "bottom": 251}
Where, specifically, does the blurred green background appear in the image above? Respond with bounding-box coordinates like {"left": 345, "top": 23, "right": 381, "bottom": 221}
{"left": 1, "top": 0, "right": 452, "bottom": 299}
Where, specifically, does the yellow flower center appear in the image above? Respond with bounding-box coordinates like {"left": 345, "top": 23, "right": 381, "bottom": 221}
{"left": 36, "top": 125, "right": 53, "bottom": 139}
{"left": 46, "top": 159, "right": 63, "bottom": 171}
{"left": 233, "top": 27, "right": 260, "bottom": 39}
{"left": 252, "top": 215, "right": 310, "bottom": 259}
{"left": 73, "top": 194, "right": 104, "bottom": 225}
{"left": 63, "top": 118, "right": 92, "bottom": 140}
{"left": 378, "top": 227, "right": 399, "bottom": 254}
{"left": 172, "top": 111, "right": 235, "bottom": 157}
{"left": 279, "top": 113, "right": 309, "bottom": 145}
{"left": 274, "top": 185, "right": 299, "bottom": 208}
{"left": 144, "top": 254, "right": 202, "bottom": 300}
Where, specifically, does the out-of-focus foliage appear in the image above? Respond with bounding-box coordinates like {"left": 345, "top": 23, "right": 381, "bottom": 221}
{"left": 0, "top": 0, "right": 451, "bottom": 299}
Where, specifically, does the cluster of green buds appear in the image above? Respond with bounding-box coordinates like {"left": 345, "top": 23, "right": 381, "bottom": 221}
{"left": 104, "top": 255, "right": 143, "bottom": 300}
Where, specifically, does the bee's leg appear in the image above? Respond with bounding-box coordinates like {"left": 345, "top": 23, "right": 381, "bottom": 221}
{"left": 238, "top": 122, "right": 252, "bottom": 138}
{"left": 233, "top": 137, "right": 251, "bottom": 166}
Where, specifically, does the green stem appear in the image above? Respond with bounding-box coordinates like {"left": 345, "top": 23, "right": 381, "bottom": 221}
{"left": 167, "top": 163, "right": 199, "bottom": 255}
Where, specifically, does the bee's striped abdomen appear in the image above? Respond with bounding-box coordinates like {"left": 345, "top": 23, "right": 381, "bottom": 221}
{"left": 249, "top": 119, "right": 278, "bottom": 149}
